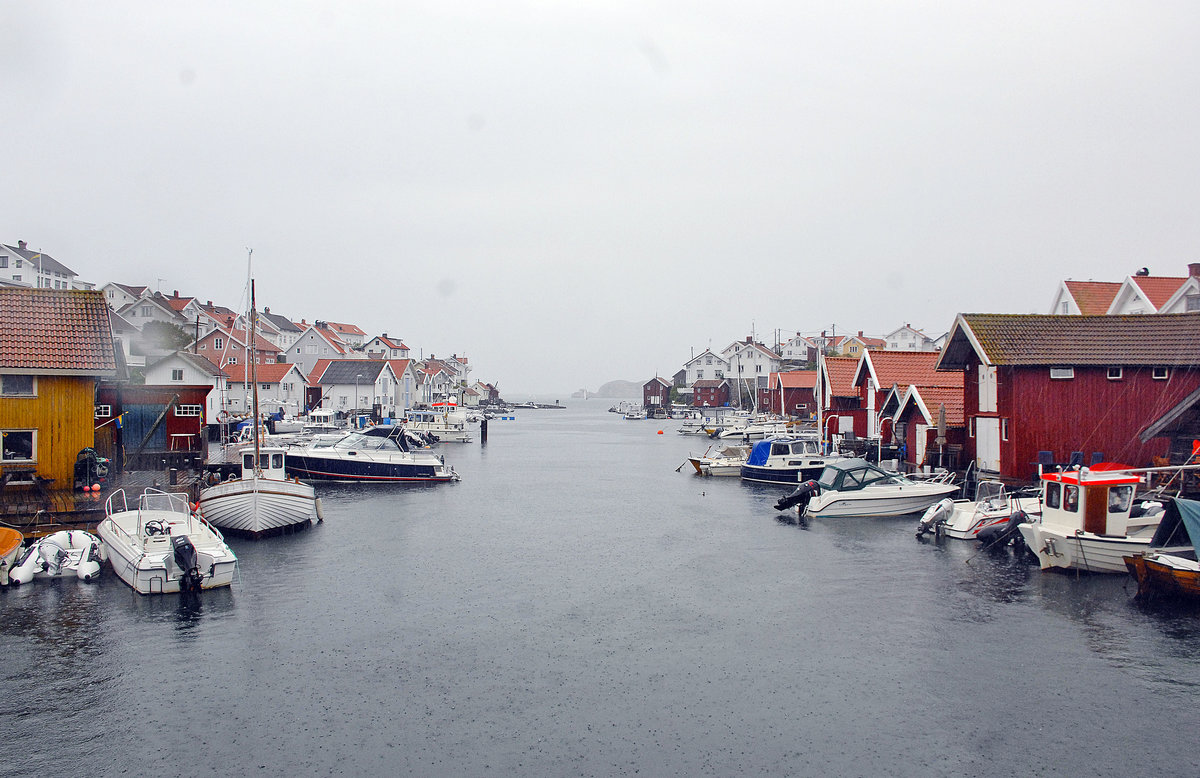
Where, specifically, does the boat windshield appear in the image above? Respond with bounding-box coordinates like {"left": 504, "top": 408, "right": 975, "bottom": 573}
{"left": 138, "top": 490, "right": 191, "bottom": 514}
{"left": 334, "top": 433, "right": 400, "bottom": 452}
{"left": 975, "top": 480, "right": 1006, "bottom": 506}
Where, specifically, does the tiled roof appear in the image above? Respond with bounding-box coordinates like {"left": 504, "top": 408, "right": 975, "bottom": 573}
{"left": 312, "top": 359, "right": 384, "bottom": 385}
{"left": 862, "top": 351, "right": 961, "bottom": 390}
{"left": 386, "top": 359, "right": 412, "bottom": 377}
{"left": 1064, "top": 280, "right": 1121, "bottom": 315}
{"left": 940, "top": 312, "right": 1200, "bottom": 367}
{"left": 823, "top": 356, "right": 859, "bottom": 397}
{"left": 1131, "top": 276, "right": 1187, "bottom": 310}
{"left": 772, "top": 370, "right": 817, "bottom": 389}
{"left": 221, "top": 362, "right": 301, "bottom": 383}
{"left": 0, "top": 289, "right": 116, "bottom": 374}
{"left": 903, "top": 385, "right": 965, "bottom": 426}
{"left": 326, "top": 321, "right": 365, "bottom": 336}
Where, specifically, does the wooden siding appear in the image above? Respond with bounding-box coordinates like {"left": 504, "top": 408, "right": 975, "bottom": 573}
{"left": 0, "top": 375, "right": 95, "bottom": 486}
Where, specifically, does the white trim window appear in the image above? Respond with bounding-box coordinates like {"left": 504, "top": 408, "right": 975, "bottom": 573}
{"left": 1107, "top": 367, "right": 1123, "bottom": 381}
{"left": 175, "top": 404, "right": 203, "bottom": 417}
{"left": 171, "top": 368, "right": 184, "bottom": 381}
{"left": 1, "top": 429, "right": 36, "bottom": 462}
{"left": 1153, "top": 367, "right": 1170, "bottom": 381}
{"left": 95, "top": 404, "right": 112, "bottom": 418}
{"left": 1049, "top": 367, "right": 1075, "bottom": 380}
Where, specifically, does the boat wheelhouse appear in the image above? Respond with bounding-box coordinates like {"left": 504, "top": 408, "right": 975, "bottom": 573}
{"left": 803, "top": 458, "right": 959, "bottom": 518}
{"left": 740, "top": 436, "right": 847, "bottom": 486}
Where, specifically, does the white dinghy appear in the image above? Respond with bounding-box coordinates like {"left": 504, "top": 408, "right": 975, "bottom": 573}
{"left": 8, "top": 530, "right": 105, "bottom": 585}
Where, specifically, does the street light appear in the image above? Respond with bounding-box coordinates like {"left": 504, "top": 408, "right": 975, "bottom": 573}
{"left": 355, "top": 374, "right": 362, "bottom": 421}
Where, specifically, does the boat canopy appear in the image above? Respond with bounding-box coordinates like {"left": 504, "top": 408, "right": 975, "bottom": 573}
{"left": 815, "top": 458, "right": 900, "bottom": 491}
{"left": 745, "top": 437, "right": 810, "bottom": 467}
{"left": 1147, "top": 497, "right": 1200, "bottom": 549}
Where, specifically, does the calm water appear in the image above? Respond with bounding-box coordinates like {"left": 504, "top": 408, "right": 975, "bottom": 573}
{"left": 3, "top": 402, "right": 1200, "bottom": 777}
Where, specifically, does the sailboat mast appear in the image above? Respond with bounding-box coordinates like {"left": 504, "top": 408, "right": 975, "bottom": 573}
{"left": 251, "top": 278, "right": 261, "bottom": 476}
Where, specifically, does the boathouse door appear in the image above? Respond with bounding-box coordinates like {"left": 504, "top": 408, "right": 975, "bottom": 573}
{"left": 976, "top": 417, "right": 1001, "bottom": 473}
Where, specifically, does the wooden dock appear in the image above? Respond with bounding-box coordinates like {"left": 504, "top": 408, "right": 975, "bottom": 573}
{"left": 0, "top": 469, "right": 204, "bottom": 538}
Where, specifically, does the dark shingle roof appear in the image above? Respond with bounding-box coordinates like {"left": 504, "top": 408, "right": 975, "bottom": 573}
{"left": 315, "top": 360, "right": 385, "bottom": 384}
{"left": 940, "top": 313, "right": 1200, "bottom": 367}
{"left": 0, "top": 289, "right": 115, "bottom": 374}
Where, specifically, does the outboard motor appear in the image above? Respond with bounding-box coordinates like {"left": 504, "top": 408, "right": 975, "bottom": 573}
{"left": 171, "top": 535, "right": 204, "bottom": 594}
{"left": 977, "top": 509, "right": 1031, "bottom": 548}
{"left": 916, "top": 498, "right": 955, "bottom": 538}
{"left": 775, "top": 480, "right": 819, "bottom": 513}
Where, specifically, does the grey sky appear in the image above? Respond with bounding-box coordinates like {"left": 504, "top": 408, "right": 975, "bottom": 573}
{"left": 4, "top": 2, "right": 1199, "bottom": 395}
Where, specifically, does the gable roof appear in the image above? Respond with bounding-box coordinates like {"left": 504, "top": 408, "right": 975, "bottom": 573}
{"left": 692, "top": 379, "right": 728, "bottom": 388}
{"left": 260, "top": 309, "right": 302, "bottom": 333}
{"left": 938, "top": 312, "right": 1200, "bottom": 368}
{"left": 109, "top": 282, "right": 149, "bottom": 298}
{"left": 644, "top": 376, "right": 672, "bottom": 388}
{"left": 309, "top": 359, "right": 385, "bottom": 385}
{"left": 854, "top": 350, "right": 959, "bottom": 391}
{"left": 1129, "top": 276, "right": 1188, "bottom": 311}
{"left": 895, "top": 384, "right": 966, "bottom": 427}
{"left": 1064, "top": 280, "right": 1122, "bottom": 315}
{"left": 325, "top": 321, "right": 365, "bottom": 338}
{"left": 371, "top": 335, "right": 407, "bottom": 350}
{"left": 0, "top": 289, "right": 116, "bottom": 375}
{"left": 386, "top": 359, "right": 413, "bottom": 378}
{"left": 221, "top": 362, "right": 303, "bottom": 383}
{"left": 1, "top": 243, "right": 77, "bottom": 277}
{"left": 821, "top": 356, "right": 859, "bottom": 398}
{"left": 151, "top": 351, "right": 229, "bottom": 378}
{"left": 771, "top": 370, "right": 817, "bottom": 389}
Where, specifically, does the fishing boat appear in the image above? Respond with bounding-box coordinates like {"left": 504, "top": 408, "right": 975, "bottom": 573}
{"left": 8, "top": 530, "right": 104, "bottom": 585}
{"left": 285, "top": 426, "right": 459, "bottom": 483}
{"left": 405, "top": 405, "right": 472, "bottom": 442}
{"left": 740, "top": 436, "right": 849, "bottom": 486}
{"left": 799, "top": 458, "right": 959, "bottom": 518}
{"left": 199, "top": 281, "right": 319, "bottom": 538}
{"left": 712, "top": 418, "right": 795, "bottom": 440}
{"left": 1017, "top": 465, "right": 1163, "bottom": 574}
{"left": 686, "top": 444, "right": 751, "bottom": 477}
{"left": 915, "top": 480, "right": 1042, "bottom": 540}
{"left": 99, "top": 488, "right": 238, "bottom": 594}
{"left": 1124, "top": 497, "right": 1200, "bottom": 600}
{"left": 0, "top": 527, "right": 24, "bottom": 586}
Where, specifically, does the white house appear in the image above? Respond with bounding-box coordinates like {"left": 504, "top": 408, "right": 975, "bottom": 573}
{"left": 260, "top": 308, "right": 304, "bottom": 352}
{"left": 0, "top": 241, "right": 80, "bottom": 289}
{"left": 101, "top": 282, "right": 150, "bottom": 311}
{"left": 386, "top": 359, "right": 419, "bottom": 412}
{"left": 220, "top": 362, "right": 309, "bottom": 416}
{"left": 883, "top": 324, "right": 939, "bottom": 352}
{"left": 683, "top": 349, "right": 730, "bottom": 385}
{"left": 364, "top": 334, "right": 410, "bottom": 360}
{"left": 142, "top": 351, "right": 230, "bottom": 423}
{"left": 286, "top": 323, "right": 357, "bottom": 377}
{"left": 118, "top": 292, "right": 190, "bottom": 330}
{"left": 308, "top": 359, "right": 400, "bottom": 418}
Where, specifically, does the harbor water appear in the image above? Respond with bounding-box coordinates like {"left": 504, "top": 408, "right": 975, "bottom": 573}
{"left": 3, "top": 402, "right": 1200, "bottom": 776}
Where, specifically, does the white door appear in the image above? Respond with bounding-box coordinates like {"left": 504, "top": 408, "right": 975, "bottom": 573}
{"left": 915, "top": 423, "right": 929, "bottom": 466}
{"left": 976, "top": 417, "right": 1001, "bottom": 472}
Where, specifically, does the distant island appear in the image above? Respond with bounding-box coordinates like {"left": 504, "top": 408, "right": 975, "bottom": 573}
{"left": 572, "top": 380, "right": 640, "bottom": 399}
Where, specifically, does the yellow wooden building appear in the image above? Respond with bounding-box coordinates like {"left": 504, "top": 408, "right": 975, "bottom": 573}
{"left": 0, "top": 289, "right": 116, "bottom": 490}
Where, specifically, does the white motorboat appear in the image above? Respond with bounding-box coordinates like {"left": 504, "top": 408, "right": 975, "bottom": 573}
{"left": 286, "top": 426, "right": 459, "bottom": 483}
{"left": 713, "top": 419, "right": 796, "bottom": 440}
{"left": 8, "top": 530, "right": 105, "bottom": 585}
{"left": 686, "top": 445, "right": 751, "bottom": 477}
{"left": 200, "top": 447, "right": 319, "bottom": 538}
{"left": 405, "top": 407, "right": 472, "bottom": 442}
{"left": 915, "top": 480, "right": 1043, "bottom": 540}
{"left": 99, "top": 488, "right": 238, "bottom": 594}
{"left": 0, "top": 527, "right": 25, "bottom": 586}
{"left": 1018, "top": 466, "right": 1164, "bottom": 574}
{"left": 801, "top": 458, "right": 960, "bottom": 518}
{"left": 740, "top": 436, "right": 850, "bottom": 486}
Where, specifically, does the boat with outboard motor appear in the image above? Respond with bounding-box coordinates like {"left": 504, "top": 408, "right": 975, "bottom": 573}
{"left": 8, "top": 530, "right": 105, "bottom": 585}
{"left": 915, "top": 480, "right": 1043, "bottom": 540}
{"left": 1017, "top": 464, "right": 1164, "bottom": 574}
{"left": 740, "top": 436, "right": 849, "bottom": 486}
{"left": 285, "top": 425, "right": 459, "bottom": 483}
{"left": 98, "top": 488, "right": 238, "bottom": 594}
{"left": 405, "top": 405, "right": 473, "bottom": 443}
{"left": 686, "top": 444, "right": 751, "bottom": 477}
{"left": 781, "top": 458, "right": 959, "bottom": 519}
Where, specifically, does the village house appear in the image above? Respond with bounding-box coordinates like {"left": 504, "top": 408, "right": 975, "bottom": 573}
{"left": 385, "top": 359, "right": 418, "bottom": 412}
{"left": 683, "top": 349, "right": 730, "bottom": 386}
{"left": 220, "top": 362, "right": 309, "bottom": 416}
{"left": 259, "top": 308, "right": 303, "bottom": 352}
{"left": 883, "top": 324, "right": 940, "bottom": 352}
{"left": 1049, "top": 264, "right": 1200, "bottom": 315}
{"left": 325, "top": 321, "right": 367, "bottom": 348}
{"left": 851, "top": 350, "right": 962, "bottom": 440}
{"left": 0, "top": 241, "right": 82, "bottom": 290}
{"left": 643, "top": 377, "right": 672, "bottom": 411}
{"left": 142, "top": 351, "right": 231, "bottom": 427}
{"left": 307, "top": 359, "right": 400, "bottom": 418}
{"left": 100, "top": 282, "right": 150, "bottom": 310}
{"left": 0, "top": 289, "right": 116, "bottom": 491}
{"left": 887, "top": 383, "right": 966, "bottom": 472}
{"left": 193, "top": 325, "right": 281, "bottom": 368}
{"left": 936, "top": 312, "right": 1200, "bottom": 479}
{"left": 472, "top": 381, "right": 501, "bottom": 404}
{"left": 364, "top": 334, "right": 410, "bottom": 360}
{"left": 287, "top": 322, "right": 355, "bottom": 377}
{"left": 764, "top": 370, "right": 818, "bottom": 417}
{"left": 778, "top": 334, "right": 819, "bottom": 364}
{"left": 692, "top": 378, "right": 731, "bottom": 408}
{"left": 95, "top": 383, "right": 213, "bottom": 468}
{"left": 725, "top": 339, "right": 782, "bottom": 407}
{"left": 117, "top": 291, "right": 190, "bottom": 331}
{"left": 816, "top": 355, "right": 862, "bottom": 439}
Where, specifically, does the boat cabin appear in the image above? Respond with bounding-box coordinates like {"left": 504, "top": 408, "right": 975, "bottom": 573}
{"left": 1040, "top": 468, "right": 1140, "bottom": 536}
{"left": 240, "top": 447, "right": 288, "bottom": 480}
{"left": 746, "top": 437, "right": 823, "bottom": 467}
{"left": 816, "top": 458, "right": 902, "bottom": 492}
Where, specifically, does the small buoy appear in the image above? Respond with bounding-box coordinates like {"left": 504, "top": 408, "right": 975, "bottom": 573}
{"left": 657, "top": 430, "right": 663, "bottom": 435}
{"left": 92, "top": 484, "right": 101, "bottom": 491}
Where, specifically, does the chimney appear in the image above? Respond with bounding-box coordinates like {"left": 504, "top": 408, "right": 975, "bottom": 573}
{"left": 207, "top": 300, "right": 213, "bottom": 306}
{"left": 17, "top": 240, "right": 26, "bottom": 250}
{"left": 173, "top": 290, "right": 179, "bottom": 298}
{"left": 264, "top": 306, "right": 270, "bottom": 313}
{"left": 1190, "top": 263, "right": 1200, "bottom": 278}
{"left": 858, "top": 330, "right": 863, "bottom": 337}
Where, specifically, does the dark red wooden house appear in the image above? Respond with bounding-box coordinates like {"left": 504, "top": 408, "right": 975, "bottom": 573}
{"left": 96, "top": 383, "right": 211, "bottom": 470}
{"left": 936, "top": 313, "right": 1200, "bottom": 480}
{"left": 643, "top": 377, "right": 672, "bottom": 411}
{"left": 765, "top": 370, "right": 817, "bottom": 417}
{"left": 818, "top": 356, "right": 863, "bottom": 438}
{"left": 692, "top": 379, "right": 730, "bottom": 408}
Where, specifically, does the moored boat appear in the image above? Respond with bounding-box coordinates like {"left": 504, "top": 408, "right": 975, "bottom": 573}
{"left": 915, "top": 480, "right": 1042, "bottom": 540}
{"left": 1017, "top": 465, "right": 1163, "bottom": 574}
{"left": 800, "top": 458, "right": 959, "bottom": 518}
{"left": 200, "top": 446, "right": 319, "bottom": 537}
{"left": 285, "top": 427, "right": 459, "bottom": 483}
{"left": 687, "top": 445, "right": 751, "bottom": 477}
{"left": 740, "top": 436, "right": 849, "bottom": 486}
{"left": 1124, "top": 497, "right": 1200, "bottom": 600}
{"left": 0, "top": 527, "right": 24, "bottom": 586}
{"left": 99, "top": 488, "right": 238, "bottom": 594}
{"left": 8, "top": 530, "right": 105, "bottom": 585}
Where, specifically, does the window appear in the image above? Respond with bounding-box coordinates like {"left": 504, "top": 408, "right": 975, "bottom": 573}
{"left": 282, "top": 382, "right": 293, "bottom": 392}
{"left": 696, "top": 370, "right": 703, "bottom": 379}
{"left": 141, "top": 306, "right": 150, "bottom": 317}
{"left": 1001, "top": 418, "right": 1009, "bottom": 441}
{"left": 214, "top": 337, "right": 223, "bottom": 350}
{"left": 1060, "top": 301, "right": 1068, "bottom": 314}
{"left": 1187, "top": 295, "right": 1200, "bottom": 312}
{"left": 94, "top": 404, "right": 112, "bottom": 418}
{"left": 1109, "top": 485, "right": 1133, "bottom": 513}
{"left": 261, "top": 383, "right": 271, "bottom": 391}
{"left": 1049, "top": 367, "right": 1074, "bottom": 380}
{"left": 0, "top": 256, "right": 6, "bottom": 268}
{"left": 171, "top": 368, "right": 184, "bottom": 381}
{"left": 1106, "top": 367, "right": 1123, "bottom": 380}
{"left": 227, "top": 356, "right": 237, "bottom": 365}
{"left": 15, "top": 259, "right": 21, "bottom": 268}
{"left": 175, "top": 405, "right": 202, "bottom": 417}
{"left": 1, "top": 430, "right": 35, "bottom": 462}
{"left": 1045, "top": 482, "right": 1061, "bottom": 509}
{"left": 1063, "top": 485, "right": 1079, "bottom": 513}
{"left": 1, "top": 375, "right": 35, "bottom": 396}
{"left": 1154, "top": 367, "right": 1170, "bottom": 380}
{"left": 11, "top": 275, "right": 19, "bottom": 282}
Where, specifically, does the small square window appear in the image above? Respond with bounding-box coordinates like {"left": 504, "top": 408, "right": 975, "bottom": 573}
{"left": 1107, "top": 367, "right": 1123, "bottom": 380}
{"left": 94, "top": 405, "right": 112, "bottom": 418}
{"left": 171, "top": 369, "right": 184, "bottom": 381}
{"left": 1050, "top": 367, "right": 1074, "bottom": 380}
{"left": 1153, "top": 367, "right": 1170, "bottom": 380}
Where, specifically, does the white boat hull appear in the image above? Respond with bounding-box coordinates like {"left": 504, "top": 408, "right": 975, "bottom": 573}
{"left": 199, "top": 476, "right": 317, "bottom": 537}
{"left": 806, "top": 483, "right": 960, "bottom": 518}
{"left": 1018, "top": 523, "right": 1151, "bottom": 574}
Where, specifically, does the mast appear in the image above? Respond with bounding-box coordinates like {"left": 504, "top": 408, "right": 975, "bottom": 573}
{"left": 251, "top": 277, "right": 261, "bottom": 477}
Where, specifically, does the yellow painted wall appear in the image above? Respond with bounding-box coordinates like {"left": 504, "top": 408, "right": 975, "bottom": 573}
{"left": 0, "top": 376, "right": 96, "bottom": 486}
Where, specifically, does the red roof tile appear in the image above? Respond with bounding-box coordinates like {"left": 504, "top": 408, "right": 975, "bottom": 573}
{"left": 1131, "top": 276, "right": 1188, "bottom": 310}
{"left": 1064, "top": 280, "right": 1121, "bottom": 315}
{"left": 823, "top": 357, "right": 859, "bottom": 397}
{"left": 0, "top": 289, "right": 116, "bottom": 375}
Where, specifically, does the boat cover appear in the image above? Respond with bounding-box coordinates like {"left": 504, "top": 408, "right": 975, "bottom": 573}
{"left": 1147, "top": 497, "right": 1200, "bottom": 549}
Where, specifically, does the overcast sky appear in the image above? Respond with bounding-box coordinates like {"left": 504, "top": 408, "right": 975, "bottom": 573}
{"left": 4, "top": 2, "right": 1199, "bottom": 395}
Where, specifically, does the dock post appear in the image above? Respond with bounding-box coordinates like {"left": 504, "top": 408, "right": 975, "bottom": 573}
{"left": 481, "top": 418, "right": 488, "bottom": 445}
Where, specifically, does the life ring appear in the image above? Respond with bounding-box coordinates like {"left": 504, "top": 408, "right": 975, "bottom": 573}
{"left": 216, "top": 410, "right": 232, "bottom": 424}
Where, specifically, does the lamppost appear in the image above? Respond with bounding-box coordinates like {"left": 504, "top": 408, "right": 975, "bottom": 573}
{"left": 355, "top": 374, "right": 362, "bottom": 423}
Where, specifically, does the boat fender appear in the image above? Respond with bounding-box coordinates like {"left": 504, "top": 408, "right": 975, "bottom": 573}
{"left": 76, "top": 541, "right": 102, "bottom": 582}
{"left": 314, "top": 497, "right": 325, "bottom": 523}
{"left": 10, "top": 545, "right": 43, "bottom": 585}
